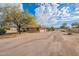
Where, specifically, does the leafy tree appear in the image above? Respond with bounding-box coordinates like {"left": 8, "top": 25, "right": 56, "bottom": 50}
{"left": 2, "top": 6, "right": 37, "bottom": 33}
{"left": 47, "top": 26, "right": 55, "bottom": 31}
{"left": 51, "top": 26, "right": 55, "bottom": 31}
{"left": 60, "top": 23, "right": 67, "bottom": 29}
{"left": 72, "top": 22, "right": 79, "bottom": 27}
{"left": 0, "top": 18, "right": 7, "bottom": 35}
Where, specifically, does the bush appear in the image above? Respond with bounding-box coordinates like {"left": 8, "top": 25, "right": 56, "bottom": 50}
{"left": 47, "top": 27, "right": 55, "bottom": 31}
{"left": 61, "top": 29, "right": 66, "bottom": 32}
{"left": 47, "top": 28, "right": 51, "bottom": 31}
{"left": 51, "top": 27, "right": 55, "bottom": 31}
{"left": 66, "top": 28, "right": 73, "bottom": 35}
{"left": 5, "top": 27, "right": 10, "bottom": 30}
{"left": 0, "top": 28, "right": 6, "bottom": 35}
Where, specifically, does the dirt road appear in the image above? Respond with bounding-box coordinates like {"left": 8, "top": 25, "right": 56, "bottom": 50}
{"left": 0, "top": 31, "right": 79, "bottom": 56}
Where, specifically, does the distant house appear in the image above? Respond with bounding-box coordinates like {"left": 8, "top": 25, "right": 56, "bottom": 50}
{"left": 39, "top": 25, "right": 47, "bottom": 32}
{"left": 20, "top": 25, "right": 39, "bottom": 32}
{"left": 22, "top": 25, "right": 47, "bottom": 32}
{"left": 7, "top": 25, "right": 48, "bottom": 33}
{"left": 26, "top": 27, "right": 39, "bottom": 32}
{"left": 6, "top": 27, "right": 17, "bottom": 33}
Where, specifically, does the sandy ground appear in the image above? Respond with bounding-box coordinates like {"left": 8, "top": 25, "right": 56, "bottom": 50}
{"left": 0, "top": 31, "right": 79, "bottom": 56}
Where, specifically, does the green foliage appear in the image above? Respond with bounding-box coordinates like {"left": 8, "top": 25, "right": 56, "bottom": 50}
{"left": 72, "top": 22, "right": 79, "bottom": 27}
{"left": 60, "top": 23, "right": 67, "bottom": 29}
{"left": 0, "top": 28, "right": 6, "bottom": 35}
{"left": 2, "top": 6, "right": 37, "bottom": 33}
{"left": 51, "top": 26, "right": 55, "bottom": 31}
{"left": 71, "top": 22, "right": 79, "bottom": 33}
{"left": 47, "top": 26, "right": 55, "bottom": 31}
{"left": 47, "top": 27, "right": 51, "bottom": 31}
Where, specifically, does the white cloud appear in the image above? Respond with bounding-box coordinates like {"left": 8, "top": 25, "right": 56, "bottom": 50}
{"left": 73, "top": 4, "right": 79, "bottom": 14}
{"left": 50, "top": 18, "right": 58, "bottom": 24}
{"left": 35, "top": 3, "right": 79, "bottom": 26}
{"left": 61, "top": 4, "right": 79, "bottom": 22}
{"left": 35, "top": 3, "right": 60, "bottom": 26}
{"left": 60, "top": 7, "right": 70, "bottom": 18}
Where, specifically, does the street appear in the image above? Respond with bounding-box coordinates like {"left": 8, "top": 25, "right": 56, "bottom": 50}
{"left": 0, "top": 31, "right": 79, "bottom": 56}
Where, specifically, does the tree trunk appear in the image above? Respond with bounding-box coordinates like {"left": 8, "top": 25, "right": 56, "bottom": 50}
{"left": 17, "top": 25, "right": 21, "bottom": 34}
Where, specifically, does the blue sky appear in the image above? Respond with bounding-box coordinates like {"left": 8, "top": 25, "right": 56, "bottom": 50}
{"left": 22, "top": 3, "right": 39, "bottom": 15}
{"left": 22, "top": 3, "right": 79, "bottom": 27}
{"left": 22, "top": 3, "right": 75, "bottom": 15}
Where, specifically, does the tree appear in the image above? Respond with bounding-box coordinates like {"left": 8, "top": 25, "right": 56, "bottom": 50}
{"left": 51, "top": 26, "right": 55, "bottom": 31}
{"left": 47, "top": 26, "right": 55, "bottom": 31}
{"left": 72, "top": 22, "right": 79, "bottom": 27}
{"left": 2, "top": 6, "right": 37, "bottom": 33}
{"left": 60, "top": 23, "right": 67, "bottom": 29}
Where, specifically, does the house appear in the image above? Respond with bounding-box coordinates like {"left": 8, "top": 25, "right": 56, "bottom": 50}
{"left": 21, "top": 25, "right": 47, "bottom": 32}
{"left": 6, "top": 27, "right": 17, "bottom": 33}
{"left": 39, "top": 25, "right": 47, "bottom": 32}
{"left": 7, "top": 24, "right": 48, "bottom": 33}
{"left": 26, "top": 27, "right": 39, "bottom": 32}
{"left": 21, "top": 25, "right": 39, "bottom": 32}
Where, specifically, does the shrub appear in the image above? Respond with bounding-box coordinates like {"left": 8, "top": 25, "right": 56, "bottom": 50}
{"left": 66, "top": 28, "right": 73, "bottom": 35}
{"left": 61, "top": 29, "right": 66, "bottom": 32}
{"left": 0, "top": 28, "right": 6, "bottom": 35}
{"left": 5, "top": 27, "right": 10, "bottom": 30}
{"left": 51, "top": 27, "right": 55, "bottom": 31}
{"left": 47, "top": 27, "right": 51, "bottom": 31}
{"left": 47, "top": 27, "right": 55, "bottom": 31}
